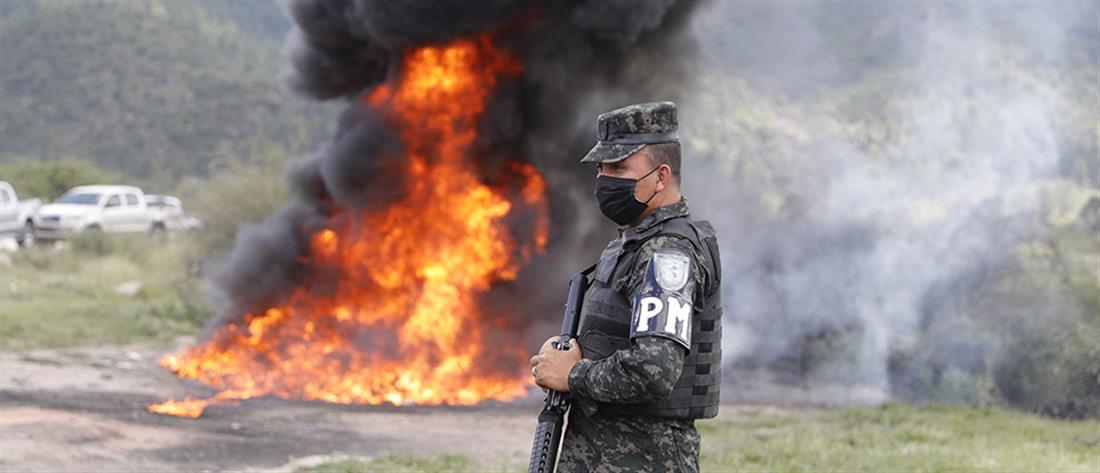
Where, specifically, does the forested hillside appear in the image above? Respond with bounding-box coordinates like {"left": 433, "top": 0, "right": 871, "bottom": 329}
{"left": 0, "top": 1, "right": 329, "bottom": 188}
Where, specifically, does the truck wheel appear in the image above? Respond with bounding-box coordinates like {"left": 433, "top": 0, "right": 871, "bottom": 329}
{"left": 149, "top": 223, "right": 166, "bottom": 239}
{"left": 19, "top": 221, "right": 35, "bottom": 247}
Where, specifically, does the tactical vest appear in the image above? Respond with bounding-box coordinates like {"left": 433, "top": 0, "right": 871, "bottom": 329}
{"left": 576, "top": 215, "right": 723, "bottom": 419}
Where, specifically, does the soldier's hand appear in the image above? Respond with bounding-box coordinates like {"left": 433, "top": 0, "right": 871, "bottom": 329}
{"left": 528, "top": 337, "right": 557, "bottom": 392}
{"left": 529, "top": 337, "right": 582, "bottom": 392}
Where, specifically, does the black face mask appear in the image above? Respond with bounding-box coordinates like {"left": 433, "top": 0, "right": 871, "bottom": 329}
{"left": 594, "top": 166, "right": 660, "bottom": 226}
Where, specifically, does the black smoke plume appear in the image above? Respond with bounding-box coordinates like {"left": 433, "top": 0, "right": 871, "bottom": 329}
{"left": 208, "top": 0, "right": 698, "bottom": 352}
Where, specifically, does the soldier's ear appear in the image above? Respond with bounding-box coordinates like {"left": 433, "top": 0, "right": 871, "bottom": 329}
{"left": 659, "top": 164, "right": 672, "bottom": 191}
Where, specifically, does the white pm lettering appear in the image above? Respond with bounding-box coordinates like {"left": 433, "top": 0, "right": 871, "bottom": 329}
{"left": 664, "top": 297, "right": 692, "bottom": 341}
{"left": 636, "top": 296, "right": 664, "bottom": 331}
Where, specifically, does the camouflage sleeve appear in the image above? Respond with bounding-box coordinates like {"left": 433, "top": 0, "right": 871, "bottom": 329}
{"left": 568, "top": 337, "right": 685, "bottom": 403}
{"left": 567, "top": 236, "right": 698, "bottom": 404}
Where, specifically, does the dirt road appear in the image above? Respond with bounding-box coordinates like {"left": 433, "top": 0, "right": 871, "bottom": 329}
{"left": 0, "top": 341, "right": 544, "bottom": 472}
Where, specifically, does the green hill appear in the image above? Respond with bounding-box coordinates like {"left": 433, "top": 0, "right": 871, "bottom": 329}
{"left": 0, "top": 1, "right": 329, "bottom": 186}
{"left": 195, "top": 0, "right": 292, "bottom": 43}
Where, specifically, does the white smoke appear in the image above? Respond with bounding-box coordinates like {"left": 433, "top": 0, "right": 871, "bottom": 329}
{"left": 678, "top": 2, "right": 1086, "bottom": 404}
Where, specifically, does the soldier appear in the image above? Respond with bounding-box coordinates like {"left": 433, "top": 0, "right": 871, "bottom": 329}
{"left": 530, "top": 101, "right": 723, "bottom": 472}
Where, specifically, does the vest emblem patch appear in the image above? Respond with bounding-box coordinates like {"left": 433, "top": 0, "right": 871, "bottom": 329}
{"left": 653, "top": 252, "right": 690, "bottom": 291}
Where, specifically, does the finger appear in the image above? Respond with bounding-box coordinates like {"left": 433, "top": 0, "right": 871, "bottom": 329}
{"left": 541, "top": 337, "right": 557, "bottom": 351}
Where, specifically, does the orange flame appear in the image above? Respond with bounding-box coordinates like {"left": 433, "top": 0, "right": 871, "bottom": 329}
{"left": 150, "top": 34, "right": 548, "bottom": 418}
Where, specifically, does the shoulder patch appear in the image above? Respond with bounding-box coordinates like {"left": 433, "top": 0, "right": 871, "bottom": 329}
{"left": 653, "top": 252, "right": 690, "bottom": 291}
{"left": 629, "top": 249, "right": 696, "bottom": 350}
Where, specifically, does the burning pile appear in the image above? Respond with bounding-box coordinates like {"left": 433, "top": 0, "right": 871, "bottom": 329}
{"left": 149, "top": 0, "right": 692, "bottom": 418}
{"left": 151, "top": 35, "right": 547, "bottom": 418}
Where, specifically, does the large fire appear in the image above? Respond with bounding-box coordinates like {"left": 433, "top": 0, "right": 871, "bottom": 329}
{"left": 150, "top": 35, "right": 548, "bottom": 418}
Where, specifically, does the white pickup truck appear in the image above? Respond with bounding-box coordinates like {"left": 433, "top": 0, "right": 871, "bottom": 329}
{"left": 146, "top": 194, "right": 203, "bottom": 233}
{"left": 35, "top": 185, "right": 166, "bottom": 241}
{"left": 0, "top": 181, "right": 42, "bottom": 246}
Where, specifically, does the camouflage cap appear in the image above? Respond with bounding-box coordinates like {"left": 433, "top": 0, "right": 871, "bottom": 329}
{"left": 580, "top": 101, "right": 679, "bottom": 164}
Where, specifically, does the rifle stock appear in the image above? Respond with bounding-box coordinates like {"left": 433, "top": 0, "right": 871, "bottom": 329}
{"left": 527, "top": 267, "right": 592, "bottom": 473}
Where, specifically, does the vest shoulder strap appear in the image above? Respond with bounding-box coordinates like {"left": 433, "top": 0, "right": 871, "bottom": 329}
{"left": 655, "top": 217, "right": 721, "bottom": 295}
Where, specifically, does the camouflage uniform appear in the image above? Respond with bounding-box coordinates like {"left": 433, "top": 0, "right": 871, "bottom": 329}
{"left": 553, "top": 101, "right": 721, "bottom": 472}
{"left": 558, "top": 200, "right": 708, "bottom": 473}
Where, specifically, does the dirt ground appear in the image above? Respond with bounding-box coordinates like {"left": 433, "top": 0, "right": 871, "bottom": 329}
{"left": 0, "top": 340, "right": 546, "bottom": 472}
{"left": 0, "top": 341, "right": 775, "bottom": 472}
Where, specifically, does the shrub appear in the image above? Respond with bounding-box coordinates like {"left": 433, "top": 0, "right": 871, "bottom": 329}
{"left": 0, "top": 157, "right": 119, "bottom": 200}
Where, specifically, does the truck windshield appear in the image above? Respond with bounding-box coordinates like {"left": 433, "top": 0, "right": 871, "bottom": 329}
{"left": 55, "top": 193, "right": 101, "bottom": 205}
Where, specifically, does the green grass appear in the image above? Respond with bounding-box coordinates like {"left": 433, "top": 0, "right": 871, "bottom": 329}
{"left": 295, "top": 454, "right": 512, "bottom": 473}
{"left": 0, "top": 233, "right": 210, "bottom": 349}
{"left": 699, "top": 404, "right": 1098, "bottom": 472}
{"left": 298, "top": 405, "right": 1100, "bottom": 472}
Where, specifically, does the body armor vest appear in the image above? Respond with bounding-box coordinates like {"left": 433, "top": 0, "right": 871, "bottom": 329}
{"left": 576, "top": 215, "right": 723, "bottom": 419}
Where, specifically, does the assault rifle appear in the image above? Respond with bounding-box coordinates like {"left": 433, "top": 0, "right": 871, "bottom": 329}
{"left": 527, "top": 265, "right": 593, "bottom": 473}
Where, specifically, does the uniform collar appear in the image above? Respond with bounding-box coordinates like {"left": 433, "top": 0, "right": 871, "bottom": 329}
{"left": 620, "top": 197, "right": 691, "bottom": 235}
